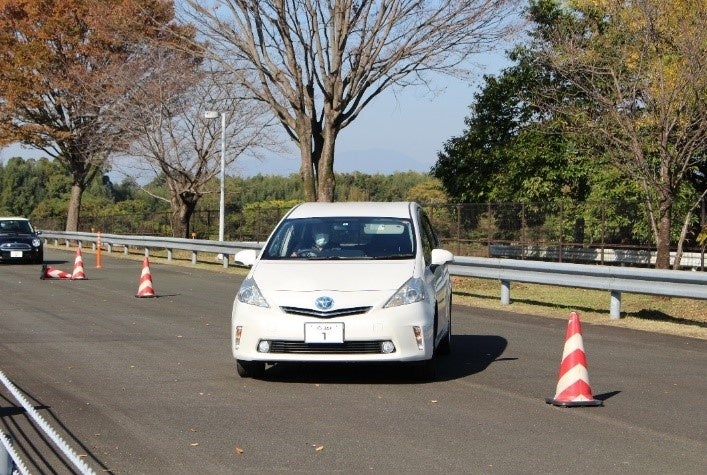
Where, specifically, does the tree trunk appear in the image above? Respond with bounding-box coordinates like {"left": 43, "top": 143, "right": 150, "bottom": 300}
{"left": 315, "top": 122, "right": 336, "bottom": 201}
{"left": 170, "top": 191, "right": 199, "bottom": 238}
{"left": 65, "top": 184, "right": 83, "bottom": 232}
{"left": 655, "top": 199, "right": 672, "bottom": 269}
{"left": 297, "top": 118, "right": 317, "bottom": 202}
{"left": 171, "top": 204, "right": 195, "bottom": 239}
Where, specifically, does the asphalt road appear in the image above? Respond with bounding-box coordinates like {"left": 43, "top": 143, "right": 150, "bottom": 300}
{"left": 1, "top": 249, "right": 705, "bottom": 474}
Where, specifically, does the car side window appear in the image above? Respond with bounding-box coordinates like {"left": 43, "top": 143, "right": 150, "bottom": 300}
{"left": 418, "top": 211, "right": 437, "bottom": 265}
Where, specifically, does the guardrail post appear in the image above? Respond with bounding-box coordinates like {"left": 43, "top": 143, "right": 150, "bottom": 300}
{"left": 610, "top": 290, "right": 622, "bottom": 319}
{"left": 501, "top": 280, "right": 511, "bottom": 305}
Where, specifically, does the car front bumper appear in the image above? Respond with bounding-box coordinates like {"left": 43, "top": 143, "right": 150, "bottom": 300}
{"left": 231, "top": 300, "right": 435, "bottom": 363}
{"left": 0, "top": 248, "right": 42, "bottom": 262}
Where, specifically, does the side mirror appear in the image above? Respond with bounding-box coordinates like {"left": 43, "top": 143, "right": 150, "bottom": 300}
{"left": 234, "top": 249, "right": 257, "bottom": 267}
{"left": 431, "top": 248, "right": 454, "bottom": 266}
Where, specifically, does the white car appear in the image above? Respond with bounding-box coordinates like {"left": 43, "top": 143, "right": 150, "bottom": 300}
{"left": 231, "top": 202, "right": 454, "bottom": 379}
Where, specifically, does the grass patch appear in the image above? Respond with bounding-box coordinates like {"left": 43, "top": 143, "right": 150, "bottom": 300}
{"left": 452, "top": 276, "right": 707, "bottom": 340}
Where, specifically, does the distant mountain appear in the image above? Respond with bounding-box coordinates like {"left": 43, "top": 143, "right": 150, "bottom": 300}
{"left": 336, "top": 148, "right": 432, "bottom": 174}
{"left": 237, "top": 148, "right": 433, "bottom": 177}
{"left": 3, "top": 143, "right": 435, "bottom": 179}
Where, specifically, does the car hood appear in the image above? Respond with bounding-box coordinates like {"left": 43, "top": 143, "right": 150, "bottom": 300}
{"left": 251, "top": 260, "right": 416, "bottom": 292}
{"left": 0, "top": 233, "right": 37, "bottom": 243}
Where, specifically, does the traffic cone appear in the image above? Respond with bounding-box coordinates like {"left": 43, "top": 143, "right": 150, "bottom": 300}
{"left": 72, "top": 247, "right": 86, "bottom": 280}
{"left": 546, "top": 312, "right": 602, "bottom": 407}
{"left": 40, "top": 264, "right": 72, "bottom": 280}
{"left": 135, "top": 257, "right": 157, "bottom": 298}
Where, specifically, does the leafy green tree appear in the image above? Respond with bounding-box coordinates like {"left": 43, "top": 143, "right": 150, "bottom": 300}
{"left": 0, "top": 157, "right": 46, "bottom": 216}
{"left": 432, "top": 46, "right": 593, "bottom": 205}
{"left": 532, "top": 0, "right": 707, "bottom": 268}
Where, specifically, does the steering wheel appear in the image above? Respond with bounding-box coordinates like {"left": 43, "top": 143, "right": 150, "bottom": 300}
{"left": 296, "top": 248, "right": 319, "bottom": 257}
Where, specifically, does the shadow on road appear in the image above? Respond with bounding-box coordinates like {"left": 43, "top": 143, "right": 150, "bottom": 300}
{"left": 259, "top": 334, "right": 508, "bottom": 384}
{"left": 435, "top": 334, "right": 509, "bottom": 381}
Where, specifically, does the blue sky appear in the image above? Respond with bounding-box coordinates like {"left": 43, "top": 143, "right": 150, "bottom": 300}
{"left": 2, "top": 51, "right": 512, "bottom": 180}
{"left": 234, "top": 51, "right": 511, "bottom": 177}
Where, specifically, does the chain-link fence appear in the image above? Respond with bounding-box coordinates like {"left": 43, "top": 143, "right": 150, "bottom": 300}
{"left": 33, "top": 199, "right": 706, "bottom": 268}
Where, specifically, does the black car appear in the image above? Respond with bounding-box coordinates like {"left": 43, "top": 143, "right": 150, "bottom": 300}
{"left": 0, "top": 217, "right": 43, "bottom": 264}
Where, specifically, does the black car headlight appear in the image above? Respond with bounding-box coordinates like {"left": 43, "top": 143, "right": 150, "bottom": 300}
{"left": 32, "top": 238, "right": 41, "bottom": 248}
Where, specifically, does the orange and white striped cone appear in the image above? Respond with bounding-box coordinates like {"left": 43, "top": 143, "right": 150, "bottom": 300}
{"left": 40, "top": 264, "right": 72, "bottom": 280}
{"left": 72, "top": 247, "right": 86, "bottom": 280}
{"left": 546, "top": 312, "right": 603, "bottom": 407}
{"left": 135, "top": 257, "right": 157, "bottom": 298}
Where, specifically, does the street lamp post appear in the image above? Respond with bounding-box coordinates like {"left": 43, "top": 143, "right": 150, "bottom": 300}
{"left": 205, "top": 110, "right": 226, "bottom": 249}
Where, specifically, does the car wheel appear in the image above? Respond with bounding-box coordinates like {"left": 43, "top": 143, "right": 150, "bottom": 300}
{"left": 236, "top": 360, "right": 265, "bottom": 378}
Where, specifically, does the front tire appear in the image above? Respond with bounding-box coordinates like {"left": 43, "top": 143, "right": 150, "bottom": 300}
{"left": 236, "top": 360, "right": 265, "bottom": 378}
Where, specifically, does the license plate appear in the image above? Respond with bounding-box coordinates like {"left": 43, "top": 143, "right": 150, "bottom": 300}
{"left": 304, "top": 322, "right": 344, "bottom": 343}
{"left": 10, "top": 251, "right": 23, "bottom": 258}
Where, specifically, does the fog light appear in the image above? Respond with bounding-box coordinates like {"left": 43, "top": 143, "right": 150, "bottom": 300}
{"left": 413, "top": 326, "right": 424, "bottom": 350}
{"left": 257, "top": 340, "right": 271, "bottom": 353}
{"left": 234, "top": 326, "right": 243, "bottom": 350}
{"left": 380, "top": 341, "right": 396, "bottom": 354}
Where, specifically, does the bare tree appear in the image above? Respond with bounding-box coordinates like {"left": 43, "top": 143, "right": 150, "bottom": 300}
{"left": 116, "top": 52, "right": 279, "bottom": 238}
{"left": 179, "top": 0, "right": 519, "bottom": 202}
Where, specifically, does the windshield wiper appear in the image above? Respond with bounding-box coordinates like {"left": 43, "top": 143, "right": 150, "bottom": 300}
{"left": 371, "top": 254, "right": 415, "bottom": 260}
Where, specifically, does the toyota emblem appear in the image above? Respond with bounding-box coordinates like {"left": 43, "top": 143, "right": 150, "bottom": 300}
{"left": 315, "top": 296, "right": 334, "bottom": 310}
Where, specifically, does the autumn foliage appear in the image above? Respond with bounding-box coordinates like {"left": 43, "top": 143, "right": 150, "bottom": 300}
{"left": 0, "top": 0, "right": 193, "bottom": 230}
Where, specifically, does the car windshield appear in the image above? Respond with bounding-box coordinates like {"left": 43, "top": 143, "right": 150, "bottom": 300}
{"left": 0, "top": 220, "right": 33, "bottom": 234}
{"left": 262, "top": 216, "right": 415, "bottom": 260}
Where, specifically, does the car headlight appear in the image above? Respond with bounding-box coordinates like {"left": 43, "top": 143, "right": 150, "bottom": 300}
{"left": 384, "top": 277, "right": 425, "bottom": 308}
{"left": 237, "top": 276, "right": 269, "bottom": 308}
{"left": 32, "top": 238, "right": 41, "bottom": 247}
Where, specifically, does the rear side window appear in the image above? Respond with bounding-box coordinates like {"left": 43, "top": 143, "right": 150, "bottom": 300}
{"left": 418, "top": 211, "right": 439, "bottom": 265}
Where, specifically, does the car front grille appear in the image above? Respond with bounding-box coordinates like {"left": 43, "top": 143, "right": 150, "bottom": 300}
{"left": 268, "top": 340, "right": 387, "bottom": 354}
{"left": 0, "top": 243, "right": 32, "bottom": 250}
{"left": 280, "top": 306, "right": 371, "bottom": 318}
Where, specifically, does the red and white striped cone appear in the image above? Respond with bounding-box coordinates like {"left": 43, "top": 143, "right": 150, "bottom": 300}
{"left": 72, "top": 247, "right": 86, "bottom": 280}
{"left": 40, "top": 264, "right": 72, "bottom": 280}
{"left": 546, "top": 312, "right": 602, "bottom": 407}
{"left": 135, "top": 257, "right": 157, "bottom": 298}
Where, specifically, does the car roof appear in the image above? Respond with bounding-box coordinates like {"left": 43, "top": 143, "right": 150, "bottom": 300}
{"left": 286, "top": 202, "right": 417, "bottom": 219}
{"left": 0, "top": 217, "right": 30, "bottom": 221}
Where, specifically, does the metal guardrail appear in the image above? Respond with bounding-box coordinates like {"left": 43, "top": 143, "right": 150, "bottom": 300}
{"left": 450, "top": 256, "right": 707, "bottom": 319}
{"left": 40, "top": 231, "right": 707, "bottom": 319}
{"left": 41, "top": 231, "right": 263, "bottom": 269}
